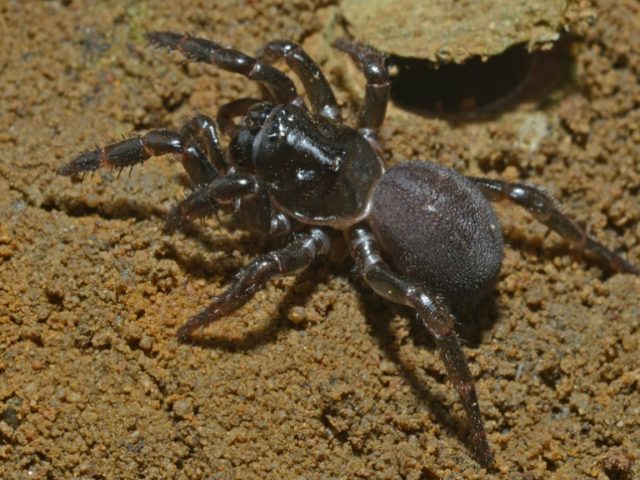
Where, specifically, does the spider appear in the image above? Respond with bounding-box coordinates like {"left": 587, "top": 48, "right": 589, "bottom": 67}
{"left": 59, "top": 32, "right": 639, "bottom": 466}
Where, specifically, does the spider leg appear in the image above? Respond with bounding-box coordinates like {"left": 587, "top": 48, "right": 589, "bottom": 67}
{"left": 258, "top": 40, "right": 341, "bottom": 121}
{"left": 146, "top": 31, "right": 298, "bottom": 104}
{"left": 177, "top": 228, "right": 330, "bottom": 341}
{"left": 164, "top": 171, "right": 258, "bottom": 231}
{"left": 180, "top": 114, "right": 228, "bottom": 176}
{"left": 60, "top": 114, "right": 227, "bottom": 186}
{"left": 165, "top": 173, "right": 293, "bottom": 237}
{"left": 334, "top": 39, "right": 390, "bottom": 145}
{"left": 348, "top": 225, "right": 493, "bottom": 466}
{"left": 470, "top": 177, "right": 640, "bottom": 275}
{"left": 216, "top": 97, "right": 263, "bottom": 136}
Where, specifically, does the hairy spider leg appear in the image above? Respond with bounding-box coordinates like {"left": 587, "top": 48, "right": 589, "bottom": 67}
{"left": 146, "top": 31, "right": 298, "bottom": 104}
{"left": 349, "top": 225, "right": 493, "bottom": 467}
{"left": 59, "top": 116, "right": 223, "bottom": 186}
{"left": 177, "top": 229, "right": 331, "bottom": 341}
{"left": 470, "top": 178, "right": 640, "bottom": 275}
{"left": 258, "top": 40, "right": 341, "bottom": 121}
{"left": 334, "top": 39, "right": 390, "bottom": 144}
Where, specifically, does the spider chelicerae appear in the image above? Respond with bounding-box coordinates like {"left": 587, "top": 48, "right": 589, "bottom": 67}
{"left": 59, "top": 32, "right": 640, "bottom": 466}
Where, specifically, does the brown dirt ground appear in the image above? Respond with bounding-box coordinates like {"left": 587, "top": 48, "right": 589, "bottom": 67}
{"left": 1, "top": 1, "right": 639, "bottom": 479}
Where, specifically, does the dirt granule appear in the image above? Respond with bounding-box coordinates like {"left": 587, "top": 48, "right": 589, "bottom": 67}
{"left": 0, "top": 1, "right": 638, "bottom": 479}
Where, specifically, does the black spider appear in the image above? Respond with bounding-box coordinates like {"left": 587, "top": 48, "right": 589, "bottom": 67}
{"left": 59, "top": 32, "right": 639, "bottom": 466}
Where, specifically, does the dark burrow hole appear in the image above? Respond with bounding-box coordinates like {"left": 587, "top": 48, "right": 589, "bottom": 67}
{"left": 389, "top": 37, "right": 573, "bottom": 117}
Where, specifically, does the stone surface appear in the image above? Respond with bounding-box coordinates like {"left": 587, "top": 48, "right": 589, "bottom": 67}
{"left": 340, "top": 0, "right": 593, "bottom": 62}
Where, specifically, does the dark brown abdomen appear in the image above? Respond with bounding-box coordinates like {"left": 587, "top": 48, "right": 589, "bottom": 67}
{"left": 369, "top": 161, "right": 503, "bottom": 304}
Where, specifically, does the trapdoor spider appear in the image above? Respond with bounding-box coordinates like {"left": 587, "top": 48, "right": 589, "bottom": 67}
{"left": 59, "top": 32, "right": 639, "bottom": 466}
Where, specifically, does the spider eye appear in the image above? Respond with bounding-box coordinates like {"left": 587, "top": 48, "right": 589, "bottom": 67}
{"left": 330, "top": 151, "right": 345, "bottom": 172}
{"left": 296, "top": 169, "right": 318, "bottom": 182}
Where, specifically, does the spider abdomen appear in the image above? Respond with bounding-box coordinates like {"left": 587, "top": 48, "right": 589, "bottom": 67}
{"left": 369, "top": 161, "right": 504, "bottom": 304}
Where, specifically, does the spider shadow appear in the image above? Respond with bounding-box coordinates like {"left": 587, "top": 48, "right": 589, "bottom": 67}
{"left": 357, "top": 282, "right": 500, "bottom": 461}
{"left": 503, "top": 229, "right": 622, "bottom": 282}
{"left": 160, "top": 220, "right": 275, "bottom": 282}
{"left": 179, "top": 267, "right": 321, "bottom": 352}
{"left": 50, "top": 189, "right": 169, "bottom": 223}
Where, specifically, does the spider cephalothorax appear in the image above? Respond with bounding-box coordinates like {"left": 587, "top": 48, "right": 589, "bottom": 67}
{"left": 59, "top": 32, "right": 639, "bottom": 466}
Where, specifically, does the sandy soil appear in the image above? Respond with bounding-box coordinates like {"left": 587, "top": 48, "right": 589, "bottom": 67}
{"left": 0, "top": 1, "right": 639, "bottom": 479}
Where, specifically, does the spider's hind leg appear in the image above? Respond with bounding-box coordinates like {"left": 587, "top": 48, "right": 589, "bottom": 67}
{"left": 348, "top": 225, "right": 494, "bottom": 467}
{"left": 470, "top": 177, "right": 640, "bottom": 275}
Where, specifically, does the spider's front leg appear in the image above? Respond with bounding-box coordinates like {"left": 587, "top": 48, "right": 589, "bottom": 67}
{"left": 146, "top": 32, "right": 298, "bottom": 105}
{"left": 163, "top": 171, "right": 259, "bottom": 232}
{"left": 164, "top": 173, "right": 294, "bottom": 237}
{"left": 349, "top": 225, "right": 493, "bottom": 467}
{"left": 177, "top": 228, "right": 331, "bottom": 341}
{"left": 258, "top": 40, "right": 341, "bottom": 121}
{"left": 60, "top": 114, "right": 226, "bottom": 187}
{"left": 470, "top": 177, "right": 640, "bottom": 275}
{"left": 216, "top": 98, "right": 263, "bottom": 136}
{"left": 335, "top": 39, "right": 390, "bottom": 146}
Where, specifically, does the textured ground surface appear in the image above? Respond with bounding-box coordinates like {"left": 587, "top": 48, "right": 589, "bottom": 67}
{"left": 0, "top": 1, "right": 639, "bottom": 479}
{"left": 340, "top": 0, "right": 584, "bottom": 62}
